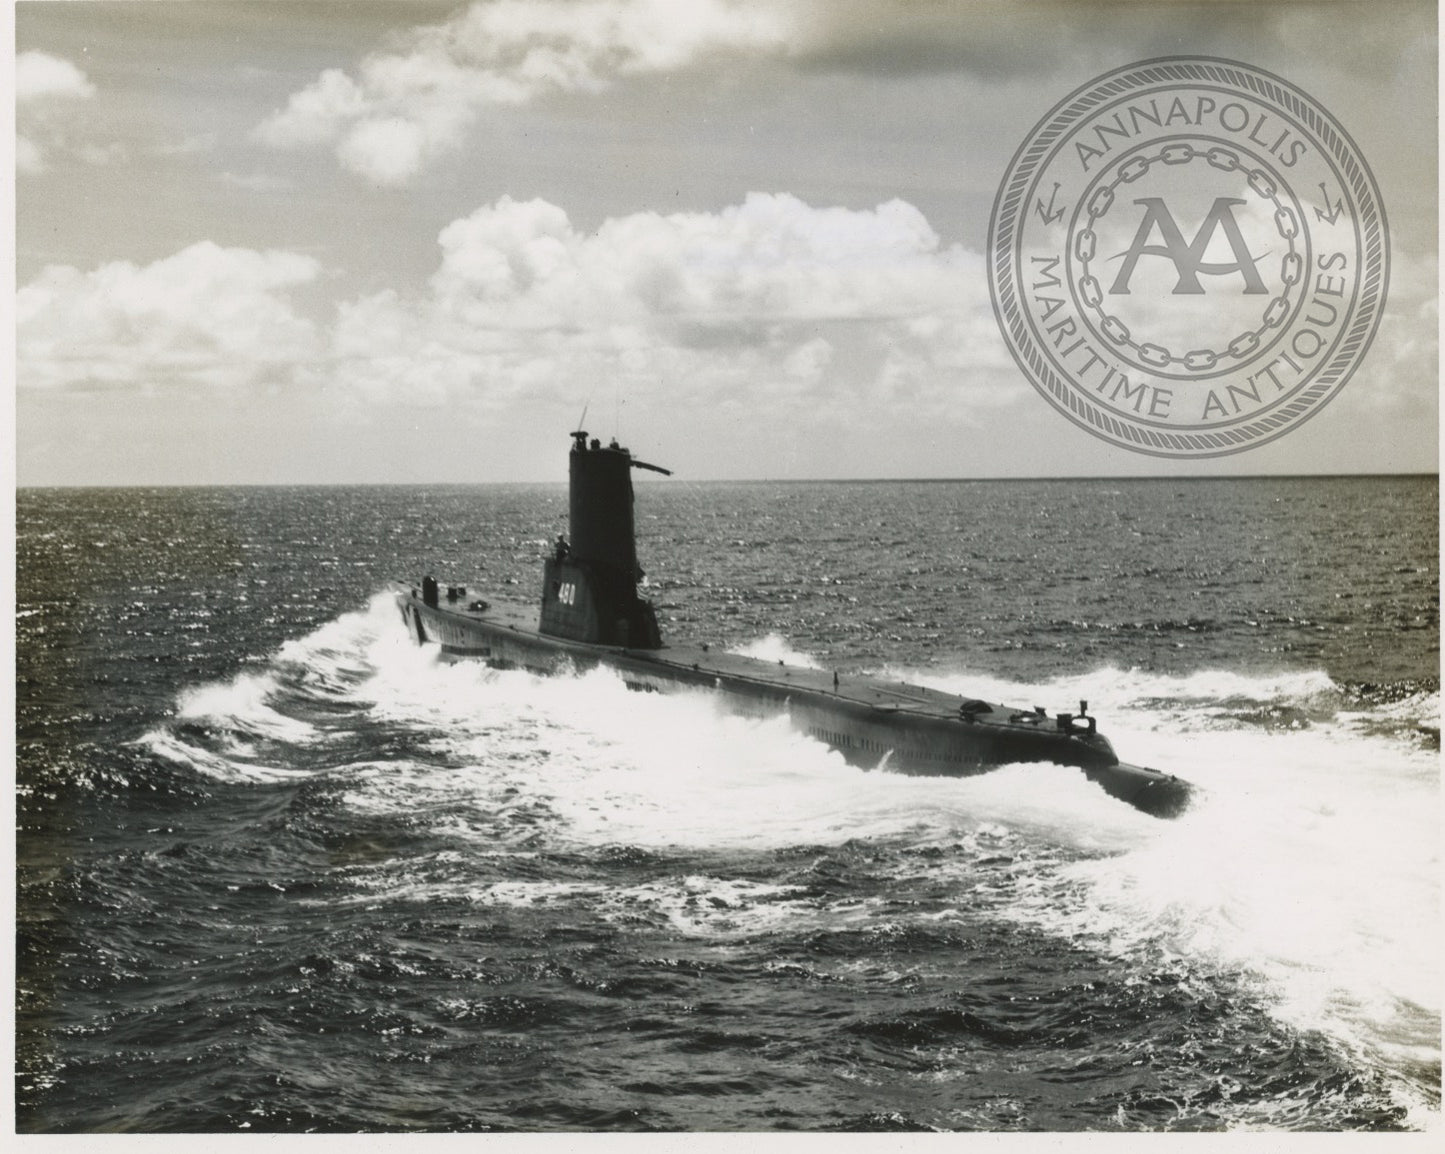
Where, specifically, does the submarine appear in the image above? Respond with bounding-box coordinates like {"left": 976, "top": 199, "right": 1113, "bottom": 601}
{"left": 395, "top": 430, "right": 1193, "bottom": 819}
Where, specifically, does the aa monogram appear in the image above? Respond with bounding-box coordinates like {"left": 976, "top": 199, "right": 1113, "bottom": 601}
{"left": 989, "top": 58, "right": 1388, "bottom": 457}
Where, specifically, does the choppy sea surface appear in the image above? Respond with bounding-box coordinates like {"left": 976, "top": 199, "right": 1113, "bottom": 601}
{"left": 15, "top": 476, "right": 1440, "bottom": 1132}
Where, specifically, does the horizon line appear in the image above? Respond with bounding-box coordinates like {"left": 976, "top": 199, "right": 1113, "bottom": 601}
{"left": 15, "top": 471, "right": 1441, "bottom": 490}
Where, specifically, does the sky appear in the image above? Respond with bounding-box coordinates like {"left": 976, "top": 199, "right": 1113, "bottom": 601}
{"left": 12, "top": 0, "right": 1439, "bottom": 484}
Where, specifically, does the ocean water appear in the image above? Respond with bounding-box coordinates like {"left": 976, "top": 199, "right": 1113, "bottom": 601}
{"left": 15, "top": 476, "right": 1440, "bottom": 1132}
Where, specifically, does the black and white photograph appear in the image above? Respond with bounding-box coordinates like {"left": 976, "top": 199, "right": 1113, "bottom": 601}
{"left": 13, "top": 0, "right": 1440, "bottom": 1133}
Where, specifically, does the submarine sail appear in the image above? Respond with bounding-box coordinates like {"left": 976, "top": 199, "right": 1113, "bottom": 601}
{"left": 539, "top": 432, "right": 670, "bottom": 649}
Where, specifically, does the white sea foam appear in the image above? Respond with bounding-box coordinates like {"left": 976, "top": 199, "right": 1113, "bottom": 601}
{"left": 901, "top": 662, "right": 1344, "bottom": 728}
{"left": 174, "top": 669, "right": 319, "bottom": 745}
{"left": 730, "top": 633, "right": 824, "bottom": 668}
{"left": 137, "top": 595, "right": 406, "bottom": 780}
{"left": 136, "top": 726, "right": 313, "bottom": 784}
{"left": 898, "top": 670, "right": 1441, "bottom": 1123}
{"left": 305, "top": 868, "right": 859, "bottom": 941}
{"left": 274, "top": 600, "right": 388, "bottom": 667}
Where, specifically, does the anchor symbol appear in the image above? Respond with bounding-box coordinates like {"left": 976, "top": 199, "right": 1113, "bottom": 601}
{"left": 1314, "top": 182, "right": 1345, "bottom": 225}
{"left": 1035, "top": 182, "right": 1065, "bottom": 225}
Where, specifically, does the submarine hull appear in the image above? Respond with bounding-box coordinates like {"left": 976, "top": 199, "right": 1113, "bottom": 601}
{"left": 397, "top": 587, "right": 1192, "bottom": 819}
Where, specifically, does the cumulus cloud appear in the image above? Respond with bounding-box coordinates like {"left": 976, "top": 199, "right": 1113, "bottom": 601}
{"left": 255, "top": 0, "right": 1436, "bottom": 186}
{"left": 1333, "top": 246, "right": 1439, "bottom": 418}
{"left": 17, "top": 242, "right": 322, "bottom": 391}
{"left": 327, "top": 192, "right": 1012, "bottom": 419}
{"left": 20, "top": 191, "right": 1431, "bottom": 465}
{"left": 18, "top": 195, "right": 1007, "bottom": 416}
{"left": 16, "top": 136, "right": 47, "bottom": 176}
{"left": 16, "top": 50, "right": 99, "bottom": 174}
{"left": 15, "top": 50, "right": 96, "bottom": 102}
{"left": 14, "top": 49, "right": 129, "bottom": 173}
{"left": 255, "top": 0, "right": 796, "bottom": 184}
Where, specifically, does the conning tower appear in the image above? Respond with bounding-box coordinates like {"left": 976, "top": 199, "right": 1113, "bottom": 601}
{"left": 538, "top": 430, "right": 670, "bottom": 648}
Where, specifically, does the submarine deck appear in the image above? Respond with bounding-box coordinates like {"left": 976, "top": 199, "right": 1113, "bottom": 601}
{"left": 396, "top": 584, "right": 1193, "bottom": 818}
{"left": 404, "top": 586, "right": 1062, "bottom": 730}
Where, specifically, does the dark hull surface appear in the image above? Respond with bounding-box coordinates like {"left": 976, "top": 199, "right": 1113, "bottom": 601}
{"left": 396, "top": 586, "right": 1192, "bottom": 819}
